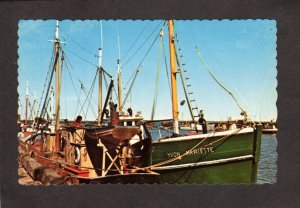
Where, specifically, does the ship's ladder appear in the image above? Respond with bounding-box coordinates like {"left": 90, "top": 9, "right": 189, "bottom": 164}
{"left": 174, "top": 43, "right": 200, "bottom": 129}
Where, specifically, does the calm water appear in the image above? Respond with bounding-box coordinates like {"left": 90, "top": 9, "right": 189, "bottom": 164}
{"left": 257, "top": 134, "right": 278, "bottom": 184}
{"left": 149, "top": 128, "right": 277, "bottom": 184}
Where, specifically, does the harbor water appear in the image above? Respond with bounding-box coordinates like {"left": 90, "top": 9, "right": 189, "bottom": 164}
{"left": 257, "top": 134, "right": 278, "bottom": 184}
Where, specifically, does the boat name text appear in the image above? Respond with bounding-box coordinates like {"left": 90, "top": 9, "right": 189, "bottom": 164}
{"left": 166, "top": 146, "right": 214, "bottom": 158}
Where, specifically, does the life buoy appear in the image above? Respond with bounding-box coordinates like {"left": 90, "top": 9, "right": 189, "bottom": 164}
{"left": 74, "top": 146, "right": 80, "bottom": 165}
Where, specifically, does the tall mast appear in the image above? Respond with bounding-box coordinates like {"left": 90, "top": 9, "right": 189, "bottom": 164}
{"left": 50, "top": 86, "right": 54, "bottom": 121}
{"left": 54, "top": 20, "right": 61, "bottom": 131}
{"left": 33, "top": 91, "right": 37, "bottom": 122}
{"left": 168, "top": 20, "right": 179, "bottom": 135}
{"left": 117, "top": 59, "right": 122, "bottom": 113}
{"left": 98, "top": 47, "right": 103, "bottom": 125}
{"left": 25, "top": 81, "right": 29, "bottom": 125}
{"left": 18, "top": 98, "right": 21, "bottom": 121}
{"left": 98, "top": 21, "right": 103, "bottom": 125}
{"left": 117, "top": 32, "right": 122, "bottom": 114}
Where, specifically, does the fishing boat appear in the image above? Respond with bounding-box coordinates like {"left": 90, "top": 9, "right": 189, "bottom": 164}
{"left": 18, "top": 21, "right": 159, "bottom": 185}
{"left": 125, "top": 20, "right": 263, "bottom": 184}
{"left": 262, "top": 120, "right": 278, "bottom": 134}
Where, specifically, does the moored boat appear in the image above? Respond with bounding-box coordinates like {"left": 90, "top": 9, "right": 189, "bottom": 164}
{"left": 18, "top": 21, "right": 159, "bottom": 185}
{"left": 128, "top": 20, "right": 263, "bottom": 184}
{"left": 262, "top": 120, "right": 278, "bottom": 134}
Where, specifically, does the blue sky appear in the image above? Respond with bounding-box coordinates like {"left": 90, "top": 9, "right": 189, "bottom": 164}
{"left": 18, "top": 20, "right": 277, "bottom": 122}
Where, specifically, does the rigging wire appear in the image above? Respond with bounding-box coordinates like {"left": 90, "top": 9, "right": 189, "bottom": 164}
{"left": 63, "top": 50, "right": 90, "bottom": 119}
{"left": 174, "top": 45, "right": 197, "bottom": 124}
{"left": 122, "top": 23, "right": 164, "bottom": 107}
{"left": 124, "top": 21, "right": 167, "bottom": 89}
{"left": 121, "top": 20, "right": 165, "bottom": 68}
{"left": 62, "top": 45, "right": 112, "bottom": 78}
{"left": 195, "top": 47, "right": 250, "bottom": 120}
{"left": 63, "top": 53, "right": 80, "bottom": 97}
{"left": 172, "top": 24, "right": 200, "bottom": 125}
{"left": 40, "top": 47, "right": 60, "bottom": 118}
{"left": 37, "top": 43, "right": 56, "bottom": 115}
{"left": 151, "top": 30, "right": 163, "bottom": 120}
{"left": 122, "top": 66, "right": 140, "bottom": 107}
{"left": 161, "top": 34, "right": 172, "bottom": 100}
{"left": 65, "top": 66, "right": 82, "bottom": 118}
{"left": 74, "top": 82, "right": 83, "bottom": 118}
{"left": 84, "top": 79, "right": 98, "bottom": 120}
{"left": 121, "top": 21, "right": 150, "bottom": 60}
{"left": 59, "top": 30, "right": 99, "bottom": 58}
{"left": 63, "top": 46, "right": 98, "bottom": 68}
{"left": 64, "top": 50, "right": 101, "bottom": 108}
{"left": 61, "top": 47, "right": 107, "bottom": 119}
{"left": 79, "top": 80, "right": 98, "bottom": 119}
{"left": 70, "top": 38, "right": 98, "bottom": 58}
{"left": 78, "top": 70, "right": 99, "bottom": 120}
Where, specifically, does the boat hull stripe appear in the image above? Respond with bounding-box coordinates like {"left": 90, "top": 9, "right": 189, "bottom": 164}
{"left": 151, "top": 155, "right": 254, "bottom": 171}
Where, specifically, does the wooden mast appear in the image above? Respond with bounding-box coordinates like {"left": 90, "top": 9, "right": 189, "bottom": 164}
{"left": 98, "top": 21, "right": 103, "bottom": 125}
{"left": 54, "top": 20, "right": 61, "bottom": 131}
{"left": 117, "top": 59, "right": 122, "bottom": 113}
{"left": 98, "top": 48, "right": 103, "bottom": 125}
{"left": 25, "top": 81, "right": 29, "bottom": 125}
{"left": 18, "top": 98, "right": 21, "bottom": 122}
{"left": 117, "top": 33, "right": 122, "bottom": 114}
{"left": 33, "top": 91, "right": 37, "bottom": 122}
{"left": 168, "top": 20, "right": 179, "bottom": 135}
{"left": 50, "top": 86, "right": 54, "bottom": 121}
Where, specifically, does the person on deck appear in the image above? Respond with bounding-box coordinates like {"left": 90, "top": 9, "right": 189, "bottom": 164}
{"left": 198, "top": 111, "right": 207, "bottom": 134}
{"left": 73, "top": 115, "right": 83, "bottom": 127}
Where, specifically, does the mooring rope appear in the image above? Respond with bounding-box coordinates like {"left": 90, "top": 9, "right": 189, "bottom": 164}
{"left": 137, "top": 126, "right": 244, "bottom": 171}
